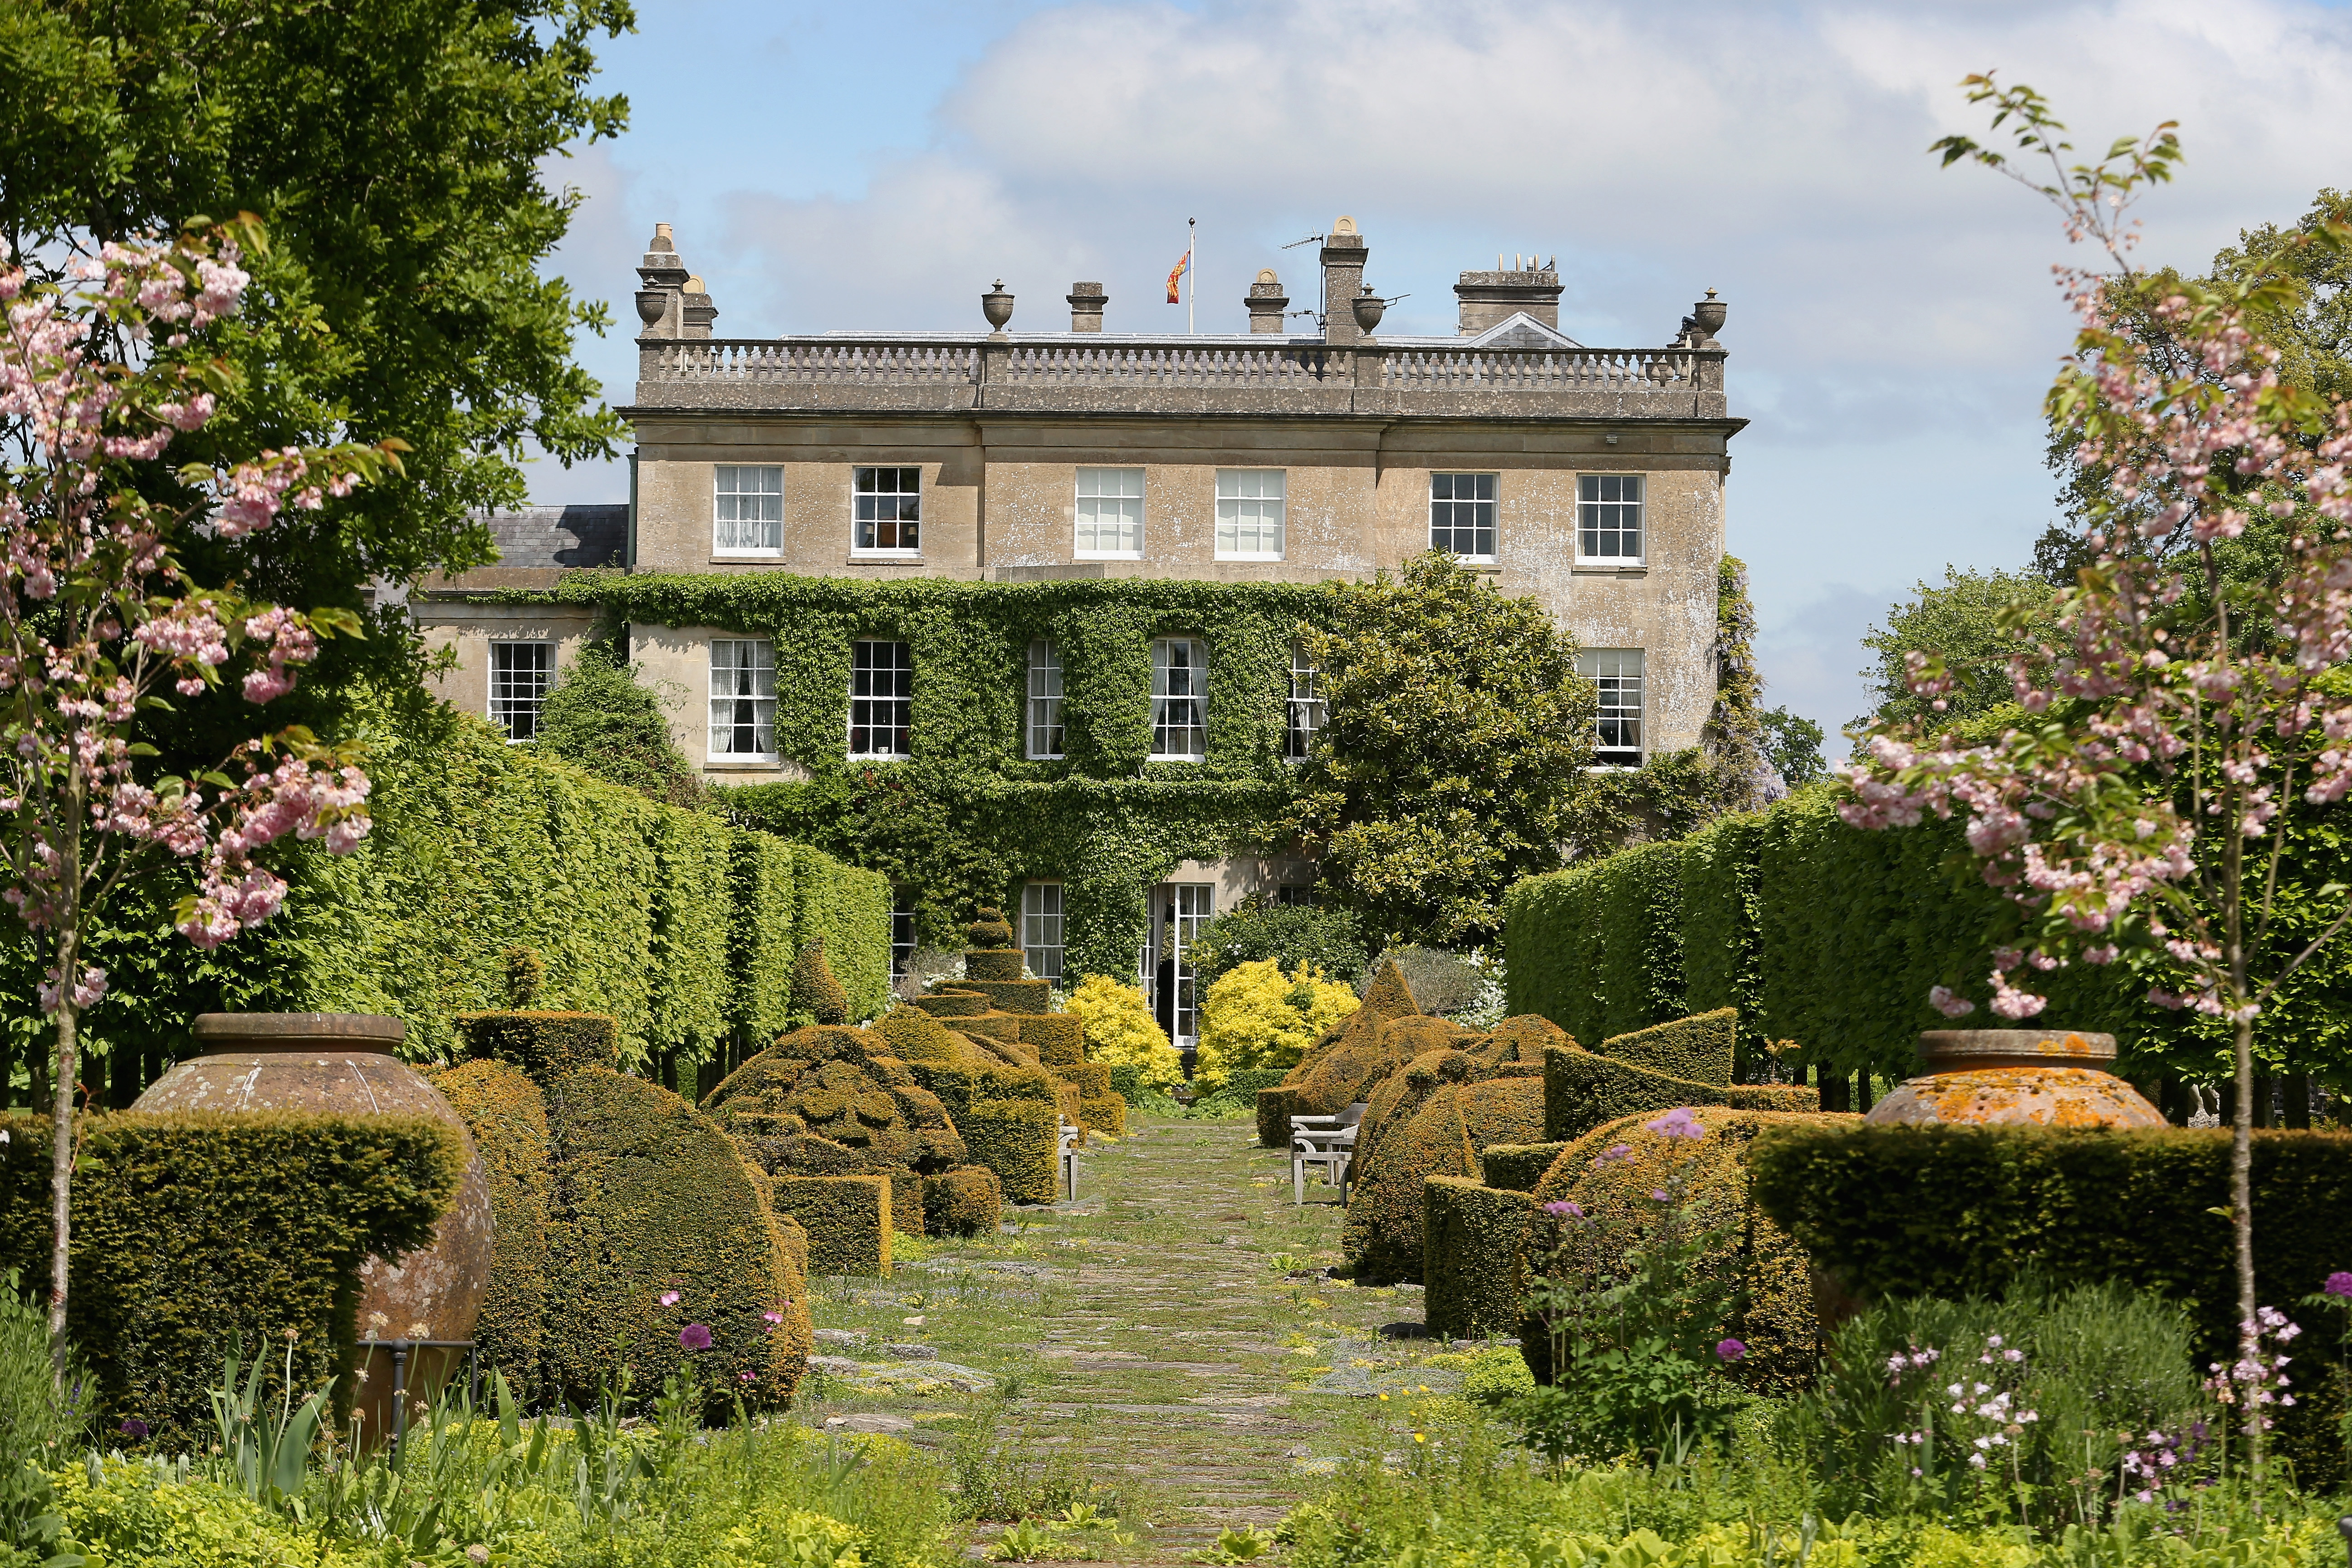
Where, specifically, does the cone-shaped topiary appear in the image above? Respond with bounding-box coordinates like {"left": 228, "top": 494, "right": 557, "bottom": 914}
{"left": 432, "top": 1059, "right": 553, "bottom": 1403}
{"left": 502, "top": 946, "right": 544, "bottom": 1009}
{"left": 793, "top": 938, "right": 852, "bottom": 1025}
{"left": 1358, "top": 955, "right": 1421, "bottom": 1020}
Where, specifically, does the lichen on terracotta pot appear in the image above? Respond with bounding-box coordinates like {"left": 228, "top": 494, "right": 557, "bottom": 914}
{"left": 1862, "top": 1028, "right": 2164, "bottom": 1130}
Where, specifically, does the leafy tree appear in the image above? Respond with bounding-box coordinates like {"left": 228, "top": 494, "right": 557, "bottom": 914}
{"left": 1293, "top": 553, "right": 1596, "bottom": 947}
{"left": 1757, "top": 706, "right": 1826, "bottom": 789}
{"left": 1189, "top": 901, "right": 1367, "bottom": 989}
{"left": 0, "top": 0, "right": 634, "bottom": 731}
{"left": 533, "top": 646, "right": 710, "bottom": 811}
{"left": 1856, "top": 567, "right": 2062, "bottom": 730}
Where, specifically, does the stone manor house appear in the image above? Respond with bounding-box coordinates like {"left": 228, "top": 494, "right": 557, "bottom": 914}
{"left": 413, "top": 218, "right": 1744, "bottom": 1052}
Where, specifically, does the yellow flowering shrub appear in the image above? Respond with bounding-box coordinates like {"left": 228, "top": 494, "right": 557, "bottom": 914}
{"left": 1195, "top": 960, "right": 1359, "bottom": 1089}
{"left": 1061, "top": 975, "right": 1183, "bottom": 1093}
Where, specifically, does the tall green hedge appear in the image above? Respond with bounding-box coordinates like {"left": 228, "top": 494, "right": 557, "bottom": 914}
{"left": 0, "top": 1112, "right": 461, "bottom": 1450}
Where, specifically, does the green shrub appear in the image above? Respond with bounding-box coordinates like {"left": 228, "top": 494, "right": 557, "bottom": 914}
{"left": 1345, "top": 1065, "right": 1544, "bottom": 1284}
{"left": 649, "top": 806, "right": 736, "bottom": 1059}
{"left": 1197, "top": 960, "right": 1361, "bottom": 1089}
{"left": 0, "top": 1112, "right": 459, "bottom": 1450}
{"left": 1076, "top": 1094, "right": 1126, "bottom": 1138}
{"left": 960, "top": 1099, "right": 1059, "bottom": 1205}
{"left": 431, "top": 1059, "right": 554, "bottom": 1402}
{"left": 1478, "top": 1142, "right": 1568, "bottom": 1193}
{"left": 1365, "top": 945, "right": 1496, "bottom": 1020}
{"left": 913, "top": 989, "right": 988, "bottom": 1018}
{"left": 1460, "top": 1342, "right": 1537, "bottom": 1406}
{"left": 923, "top": 1167, "right": 1004, "bottom": 1238}
{"left": 1423, "top": 1176, "right": 1534, "bottom": 1341}
{"left": 1748, "top": 1124, "right": 2352, "bottom": 1362}
{"left": 1543, "top": 1044, "right": 1817, "bottom": 1142}
{"left": 793, "top": 844, "right": 894, "bottom": 1024}
{"left": 793, "top": 939, "right": 852, "bottom": 1026}
{"left": 1192, "top": 903, "right": 1368, "bottom": 989}
{"left": 771, "top": 1175, "right": 891, "bottom": 1276}
{"left": 1254, "top": 1086, "right": 1296, "bottom": 1149}
{"left": 1599, "top": 1008, "right": 1736, "bottom": 1087}
{"left": 731, "top": 832, "right": 799, "bottom": 1041}
{"left": 534, "top": 642, "right": 713, "bottom": 811}
{"left": 456, "top": 1010, "right": 619, "bottom": 1085}
{"left": 1060, "top": 976, "right": 1181, "bottom": 1094}
{"left": 542, "top": 1068, "right": 809, "bottom": 1418}
{"left": 1017, "top": 1014, "right": 1085, "bottom": 1066}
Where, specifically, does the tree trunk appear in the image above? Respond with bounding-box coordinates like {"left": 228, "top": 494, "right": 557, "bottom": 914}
{"left": 2232, "top": 1010, "right": 2258, "bottom": 1481}
{"left": 47, "top": 996, "right": 76, "bottom": 1386}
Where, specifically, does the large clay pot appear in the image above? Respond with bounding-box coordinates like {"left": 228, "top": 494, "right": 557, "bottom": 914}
{"left": 134, "top": 1013, "right": 494, "bottom": 1438}
{"left": 1862, "top": 1029, "right": 2165, "bottom": 1129}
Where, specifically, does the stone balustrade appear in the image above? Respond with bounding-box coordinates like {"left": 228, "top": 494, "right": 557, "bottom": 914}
{"left": 632, "top": 336, "right": 1728, "bottom": 420}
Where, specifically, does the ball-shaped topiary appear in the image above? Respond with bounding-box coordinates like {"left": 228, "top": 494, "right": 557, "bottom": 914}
{"left": 1528, "top": 1107, "right": 1857, "bottom": 1396}
{"left": 967, "top": 907, "right": 1016, "bottom": 950}
{"left": 543, "top": 1067, "right": 810, "bottom": 1417}
{"left": 431, "top": 1059, "right": 554, "bottom": 1403}
{"left": 922, "top": 1166, "right": 1004, "bottom": 1236}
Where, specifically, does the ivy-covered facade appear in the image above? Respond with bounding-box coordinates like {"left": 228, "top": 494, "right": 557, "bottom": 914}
{"left": 414, "top": 216, "right": 1750, "bottom": 1046}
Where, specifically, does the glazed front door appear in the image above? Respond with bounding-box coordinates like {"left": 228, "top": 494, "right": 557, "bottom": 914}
{"left": 1144, "top": 882, "right": 1215, "bottom": 1054}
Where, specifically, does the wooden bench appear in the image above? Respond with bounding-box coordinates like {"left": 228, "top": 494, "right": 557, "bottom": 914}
{"left": 1291, "top": 1102, "right": 1368, "bottom": 1205}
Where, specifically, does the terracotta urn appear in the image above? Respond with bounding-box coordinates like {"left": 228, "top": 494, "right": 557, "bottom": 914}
{"left": 1862, "top": 1029, "right": 2165, "bottom": 1129}
{"left": 134, "top": 1013, "right": 494, "bottom": 1437}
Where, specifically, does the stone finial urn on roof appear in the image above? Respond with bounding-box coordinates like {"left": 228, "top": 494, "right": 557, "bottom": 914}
{"left": 1862, "top": 1029, "right": 2165, "bottom": 1129}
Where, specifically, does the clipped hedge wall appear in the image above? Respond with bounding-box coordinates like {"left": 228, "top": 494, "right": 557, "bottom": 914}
{"left": 730, "top": 832, "right": 799, "bottom": 1041}
{"left": 0, "top": 1112, "right": 461, "bottom": 1449}
{"left": 1749, "top": 1124, "right": 2352, "bottom": 1360}
{"left": 1347, "top": 1071, "right": 1544, "bottom": 1284}
{"left": 1480, "top": 1141, "right": 1568, "bottom": 1193}
{"left": 1599, "top": 1008, "right": 1736, "bottom": 1087}
{"left": 456, "top": 1012, "right": 619, "bottom": 1085}
{"left": 771, "top": 1175, "right": 891, "bottom": 1276}
{"left": 1020, "top": 1014, "right": 1086, "bottom": 1066}
{"left": 962, "top": 1098, "right": 1059, "bottom": 1204}
{"left": 1423, "top": 1176, "right": 1534, "bottom": 1341}
{"left": 923, "top": 1167, "right": 1004, "bottom": 1237}
{"left": 542, "top": 1067, "right": 810, "bottom": 1417}
{"left": 431, "top": 1059, "right": 553, "bottom": 1402}
{"left": 1543, "top": 1044, "right": 1818, "bottom": 1142}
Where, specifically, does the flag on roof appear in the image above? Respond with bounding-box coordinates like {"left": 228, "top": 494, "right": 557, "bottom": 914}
{"left": 1165, "top": 249, "right": 1191, "bottom": 304}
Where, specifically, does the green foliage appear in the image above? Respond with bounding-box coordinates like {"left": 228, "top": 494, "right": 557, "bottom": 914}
{"left": 921, "top": 1167, "right": 1004, "bottom": 1238}
{"left": 0, "top": 1112, "right": 458, "bottom": 1450}
{"left": 0, "top": 1272, "right": 86, "bottom": 1559}
{"left": 1480, "top": 1142, "right": 1570, "bottom": 1194}
{"left": 1460, "top": 1343, "right": 1538, "bottom": 1408}
{"left": 771, "top": 1176, "right": 891, "bottom": 1276}
{"left": 960, "top": 1099, "right": 1059, "bottom": 1205}
{"left": 534, "top": 646, "right": 712, "bottom": 810}
{"left": 1543, "top": 1045, "right": 1815, "bottom": 1143}
{"left": 1747, "top": 1124, "right": 2352, "bottom": 1363}
{"left": 1857, "top": 568, "right": 2063, "bottom": 728}
{"left": 1757, "top": 707, "right": 1825, "bottom": 789}
{"left": 792, "top": 845, "right": 895, "bottom": 1027}
{"left": 1190, "top": 903, "right": 1368, "bottom": 989}
{"left": 1364, "top": 944, "right": 1500, "bottom": 1021}
{"left": 1600, "top": 1009, "right": 1736, "bottom": 1088}
{"left": 1060, "top": 976, "right": 1181, "bottom": 1094}
{"left": 1503, "top": 841, "right": 1689, "bottom": 1054}
{"left": 794, "top": 941, "right": 853, "bottom": 1027}
{"left": 1196, "top": 960, "right": 1360, "bottom": 1090}
{"left": 1422, "top": 1176, "right": 1533, "bottom": 1340}
{"left": 732, "top": 833, "right": 799, "bottom": 1040}
{"left": 455, "top": 1010, "right": 619, "bottom": 1083}
{"left": 540, "top": 1067, "right": 809, "bottom": 1418}
{"left": 1294, "top": 553, "right": 1599, "bottom": 946}
{"left": 430, "top": 1059, "right": 552, "bottom": 1401}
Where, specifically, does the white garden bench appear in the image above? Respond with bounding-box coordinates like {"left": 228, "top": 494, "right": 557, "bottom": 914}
{"left": 1291, "top": 1102, "right": 1368, "bottom": 1205}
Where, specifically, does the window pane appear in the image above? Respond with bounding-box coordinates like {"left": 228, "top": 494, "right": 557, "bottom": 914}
{"left": 891, "top": 895, "right": 916, "bottom": 976}
{"left": 1215, "top": 469, "right": 1285, "bottom": 559}
{"left": 1028, "top": 638, "right": 1065, "bottom": 759}
{"left": 1022, "top": 881, "right": 1064, "bottom": 982}
{"left": 1075, "top": 467, "right": 1145, "bottom": 555}
{"left": 708, "top": 638, "right": 777, "bottom": 757}
{"left": 1150, "top": 637, "right": 1207, "bottom": 759}
{"left": 854, "top": 466, "right": 921, "bottom": 552}
{"left": 714, "top": 465, "right": 784, "bottom": 552}
{"left": 1578, "top": 647, "right": 1644, "bottom": 764}
{"left": 1285, "top": 640, "right": 1323, "bottom": 761}
{"left": 1578, "top": 473, "right": 1644, "bottom": 561}
{"left": 489, "top": 642, "right": 553, "bottom": 742}
{"left": 849, "top": 638, "right": 914, "bottom": 756}
{"left": 1430, "top": 471, "right": 1498, "bottom": 558}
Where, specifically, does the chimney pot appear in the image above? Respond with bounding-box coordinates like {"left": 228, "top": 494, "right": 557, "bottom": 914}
{"left": 1067, "top": 281, "right": 1107, "bottom": 333}
{"left": 1245, "top": 269, "right": 1289, "bottom": 334}
{"left": 679, "top": 274, "right": 718, "bottom": 338}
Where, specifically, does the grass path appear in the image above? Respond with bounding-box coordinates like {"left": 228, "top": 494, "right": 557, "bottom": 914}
{"left": 797, "top": 1113, "right": 1469, "bottom": 1560}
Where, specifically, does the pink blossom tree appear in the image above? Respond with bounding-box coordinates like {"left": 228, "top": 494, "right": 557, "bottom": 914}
{"left": 1843, "top": 79, "right": 2352, "bottom": 1475}
{"left": 0, "top": 217, "right": 399, "bottom": 1374}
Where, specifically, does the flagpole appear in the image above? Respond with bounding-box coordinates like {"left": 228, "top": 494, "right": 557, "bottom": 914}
{"left": 1187, "top": 216, "right": 1196, "bottom": 335}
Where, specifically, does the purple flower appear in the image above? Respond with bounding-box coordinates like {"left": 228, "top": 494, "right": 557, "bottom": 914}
{"left": 1593, "top": 1143, "right": 1634, "bottom": 1167}
{"left": 1644, "top": 1107, "right": 1705, "bottom": 1140}
{"left": 118, "top": 1417, "right": 148, "bottom": 1439}
{"left": 1542, "top": 1200, "right": 1585, "bottom": 1219}
{"left": 1649, "top": 1189, "right": 1671, "bottom": 1203}
{"left": 679, "top": 1323, "right": 713, "bottom": 1351}
{"left": 2324, "top": 1271, "right": 2352, "bottom": 1298}
{"left": 1715, "top": 1339, "right": 1747, "bottom": 1362}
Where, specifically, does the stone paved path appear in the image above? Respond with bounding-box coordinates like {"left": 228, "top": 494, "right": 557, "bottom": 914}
{"left": 796, "top": 1114, "right": 1472, "bottom": 1560}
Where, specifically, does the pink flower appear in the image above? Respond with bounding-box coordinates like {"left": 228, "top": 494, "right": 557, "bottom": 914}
{"left": 659, "top": 1290, "right": 681, "bottom": 1307}
{"left": 2324, "top": 1272, "right": 2352, "bottom": 1299}
{"left": 1541, "top": 1200, "right": 1584, "bottom": 1219}
{"left": 1715, "top": 1339, "right": 1746, "bottom": 1362}
{"left": 679, "top": 1323, "right": 712, "bottom": 1351}
{"left": 1643, "top": 1107, "right": 1704, "bottom": 1140}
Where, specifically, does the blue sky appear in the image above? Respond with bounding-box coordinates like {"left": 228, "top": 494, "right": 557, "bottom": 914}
{"left": 529, "top": 0, "right": 2352, "bottom": 751}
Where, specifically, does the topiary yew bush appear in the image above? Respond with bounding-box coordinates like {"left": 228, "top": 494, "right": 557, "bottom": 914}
{"left": 432, "top": 1059, "right": 554, "bottom": 1403}
{"left": 457, "top": 1011, "right": 619, "bottom": 1085}
{"left": 1423, "top": 1176, "right": 1535, "bottom": 1340}
{"left": 1345, "top": 1063, "right": 1545, "bottom": 1284}
{"left": 770, "top": 1175, "right": 891, "bottom": 1276}
{"left": 544, "top": 1068, "right": 810, "bottom": 1418}
{"left": 1600, "top": 1008, "right": 1736, "bottom": 1087}
{"left": 1542, "top": 1044, "right": 1816, "bottom": 1142}
{"left": 792, "top": 939, "right": 851, "bottom": 1026}
{"left": 922, "top": 1166, "right": 1004, "bottom": 1237}
{"left": 0, "top": 1112, "right": 461, "bottom": 1450}
{"left": 960, "top": 1098, "right": 1059, "bottom": 1204}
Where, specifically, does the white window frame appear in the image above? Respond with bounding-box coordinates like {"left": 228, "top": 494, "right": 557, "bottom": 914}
{"left": 1022, "top": 881, "right": 1065, "bottom": 982}
{"left": 891, "top": 894, "right": 916, "bottom": 977}
{"left": 848, "top": 638, "right": 914, "bottom": 760}
{"left": 1074, "top": 466, "right": 1144, "bottom": 559}
{"left": 713, "top": 464, "right": 784, "bottom": 556}
{"left": 1150, "top": 636, "right": 1208, "bottom": 761}
{"left": 1579, "top": 647, "right": 1645, "bottom": 768}
{"left": 1026, "top": 638, "right": 1065, "bottom": 760}
{"left": 1577, "top": 474, "right": 1646, "bottom": 565}
{"left": 1429, "top": 471, "right": 1498, "bottom": 562}
{"left": 1284, "top": 641, "right": 1323, "bottom": 763}
{"left": 853, "top": 466, "right": 922, "bottom": 557}
{"left": 708, "top": 638, "right": 777, "bottom": 763}
{"left": 488, "top": 641, "right": 553, "bottom": 743}
{"left": 1215, "top": 469, "right": 1286, "bottom": 561}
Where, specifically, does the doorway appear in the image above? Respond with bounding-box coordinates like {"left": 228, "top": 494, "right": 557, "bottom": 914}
{"left": 1143, "top": 882, "right": 1215, "bottom": 1067}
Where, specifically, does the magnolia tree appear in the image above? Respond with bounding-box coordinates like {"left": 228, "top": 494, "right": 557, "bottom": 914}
{"left": 1842, "top": 80, "right": 2352, "bottom": 1474}
{"left": 0, "top": 219, "right": 396, "bottom": 1372}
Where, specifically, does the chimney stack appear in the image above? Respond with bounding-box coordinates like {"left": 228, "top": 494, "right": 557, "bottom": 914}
{"left": 1319, "top": 216, "right": 1367, "bottom": 344}
{"left": 635, "top": 222, "right": 690, "bottom": 338}
{"left": 1067, "top": 282, "right": 1107, "bottom": 333}
{"left": 1455, "top": 259, "right": 1563, "bottom": 334}
{"left": 680, "top": 274, "right": 718, "bottom": 338}
{"left": 1246, "top": 270, "right": 1289, "bottom": 334}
